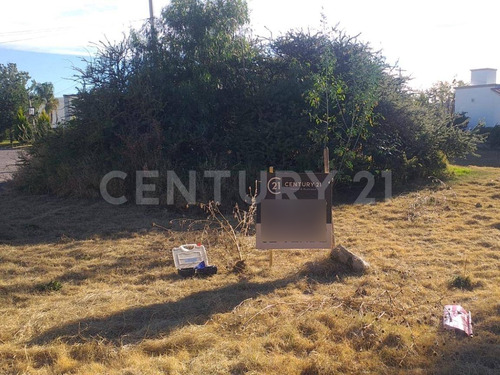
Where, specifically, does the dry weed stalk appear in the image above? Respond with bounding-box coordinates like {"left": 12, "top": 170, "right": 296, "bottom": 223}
{"left": 201, "top": 201, "right": 244, "bottom": 262}
{"left": 161, "top": 187, "right": 257, "bottom": 265}
{"left": 200, "top": 183, "right": 258, "bottom": 262}
{"left": 233, "top": 182, "right": 258, "bottom": 236}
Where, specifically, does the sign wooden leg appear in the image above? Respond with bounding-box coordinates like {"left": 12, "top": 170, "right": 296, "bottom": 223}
{"left": 324, "top": 147, "right": 336, "bottom": 248}
{"left": 332, "top": 221, "right": 336, "bottom": 248}
{"left": 323, "top": 147, "right": 330, "bottom": 174}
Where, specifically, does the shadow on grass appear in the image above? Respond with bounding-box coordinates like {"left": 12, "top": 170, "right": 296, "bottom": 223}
{"left": 1, "top": 168, "right": 463, "bottom": 247}
{"left": 0, "top": 188, "right": 184, "bottom": 246}
{"left": 0, "top": 254, "right": 176, "bottom": 297}
{"left": 452, "top": 146, "right": 500, "bottom": 168}
{"left": 29, "top": 258, "right": 357, "bottom": 346}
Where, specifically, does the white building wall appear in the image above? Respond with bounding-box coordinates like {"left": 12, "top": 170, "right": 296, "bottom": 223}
{"left": 455, "top": 85, "right": 500, "bottom": 128}
{"left": 49, "top": 95, "right": 76, "bottom": 127}
{"left": 50, "top": 98, "right": 65, "bottom": 127}
{"left": 471, "top": 69, "right": 497, "bottom": 85}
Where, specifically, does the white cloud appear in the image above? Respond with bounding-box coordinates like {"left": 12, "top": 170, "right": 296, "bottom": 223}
{"left": 2, "top": 0, "right": 499, "bottom": 89}
{"left": 249, "top": 0, "right": 500, "bottom": 88}
{"left": 0, "top": 0, "right": 162, "bottom": 55}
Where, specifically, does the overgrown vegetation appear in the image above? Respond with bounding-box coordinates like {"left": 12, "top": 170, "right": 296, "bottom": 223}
{"left": 480, "top": 124, "right": 500, "bottom": 149}
{"left": 14, "top": 0, "right": 483, "bottom": 203}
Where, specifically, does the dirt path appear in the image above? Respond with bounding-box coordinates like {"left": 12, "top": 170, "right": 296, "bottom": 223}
{"left": 0, "top": 148, "right": 22, "bottom": 183}
{"left": 453, "top": 146, "right": 500, "bottom": 167}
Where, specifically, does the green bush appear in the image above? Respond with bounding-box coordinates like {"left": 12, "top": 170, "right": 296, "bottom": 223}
{"left": 14, "top": 0, "right": 483, "bottom": 203}
{"left": 487, "top": 125, "right": 500, "bottom": 148}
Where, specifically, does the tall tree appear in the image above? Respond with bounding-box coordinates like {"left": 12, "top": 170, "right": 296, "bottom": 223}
{"left": 0, "top": 63, "right": 30, "bottom": 142}
{"left": 422, "top": 79, "right": 467, "bottom": 116}
{"left": 32, "top": 82, "right": 59, "bottom": 119}
{"left": 15, "top": 0, "right": 483, "bottom": 197}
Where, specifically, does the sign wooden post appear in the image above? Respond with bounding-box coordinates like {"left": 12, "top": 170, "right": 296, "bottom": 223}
{"left": 268, "top": 166, "right": 274, "bottom": 267}
{"left": 324, "top": 147, "right": 336, "bottom": 247}
{"left": 323, "top": 147, "right": 329, "bottom": 173}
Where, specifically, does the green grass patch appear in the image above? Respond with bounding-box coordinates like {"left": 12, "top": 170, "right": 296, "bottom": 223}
{"left": 36, "top": 280, "right": 63, "bottom": 292}
{"left": 0, "top": 139, "right": 20, "bottom": 148}
{"left": 448, "top": 275, "right": 483, "bottom": 291}
{"left": 447, "top": 165, "right": 472, "bottom": 177}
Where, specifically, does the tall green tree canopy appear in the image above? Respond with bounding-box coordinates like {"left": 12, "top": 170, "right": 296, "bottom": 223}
{"left": 15, "top": 0, "right": 484, "bottom": 200}
{"left": 0, "top": 63, "right": 30, "bottom": 139}
{"left": 32, "top": 81, "right": 58, "bottom": 115}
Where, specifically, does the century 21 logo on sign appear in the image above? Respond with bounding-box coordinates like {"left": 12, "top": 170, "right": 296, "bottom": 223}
{"left": 267, "top": 177, "right": 282, "bottom": 195}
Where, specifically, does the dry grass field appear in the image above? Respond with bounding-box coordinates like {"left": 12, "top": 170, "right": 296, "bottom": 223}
{"left": 0, "top": 166, "right": 499, "bottom": 374}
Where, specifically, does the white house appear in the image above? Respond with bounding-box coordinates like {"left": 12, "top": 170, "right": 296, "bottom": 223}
{"left": 49, "top": 94, "right": 76, "bottom": 127}
{"left": 455, "top": 68, "right": 500, "bottom": 128}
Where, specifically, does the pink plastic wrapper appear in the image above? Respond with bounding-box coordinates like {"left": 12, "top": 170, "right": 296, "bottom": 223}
{"left": 443, "top": 305, "right": 473, "bottom": 336}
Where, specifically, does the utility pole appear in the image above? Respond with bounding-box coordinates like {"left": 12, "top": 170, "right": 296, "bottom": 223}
{"left": 149, "top": 0, "right": 154, "bottom": 25}
{"left": 148, "top": 0, "right": 156, "bottom": 43}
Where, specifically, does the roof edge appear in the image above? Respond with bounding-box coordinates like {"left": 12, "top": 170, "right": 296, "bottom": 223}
{"left": 455, "top": 84, "right": 500, "bottom": 89}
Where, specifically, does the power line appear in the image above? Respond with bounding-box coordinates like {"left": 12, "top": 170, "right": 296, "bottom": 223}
{"left": 0, "top": 17, "right": 148, "bottom": 45}
{"left": 0, "top": 36, "right": 49, "bottom": 44}
{"left": 54, "top": 83, "right": 79, "bottom": 96}
{"left": 0, "top": 26, "right": 71, "bottom": 37}
{"left": 0, "top": 27, "right": 75, "bottom": 44}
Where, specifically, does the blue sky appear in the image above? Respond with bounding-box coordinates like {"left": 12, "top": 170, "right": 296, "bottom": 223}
{"left": 0, "top": 48, "right": 86, "bottom": 96}
{"left": 1, "top": 0, "right": 500, "bottom": 96}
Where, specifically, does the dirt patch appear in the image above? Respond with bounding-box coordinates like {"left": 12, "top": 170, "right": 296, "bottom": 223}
{"left": 0, "top": 148, "right": 22, "bottom": 183}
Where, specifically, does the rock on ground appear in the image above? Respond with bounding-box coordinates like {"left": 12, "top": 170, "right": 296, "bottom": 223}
{"left": 330, "top": 245, "right": 370, "bottom": 273}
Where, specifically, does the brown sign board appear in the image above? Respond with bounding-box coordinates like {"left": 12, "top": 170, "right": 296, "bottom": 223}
{"left": 256, "top": 172, "right": 333, "bottom": 249}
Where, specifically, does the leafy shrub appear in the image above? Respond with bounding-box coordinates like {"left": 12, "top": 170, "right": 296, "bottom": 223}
{"left": 487, "top": 125, "right": 500, "bottom": 148}
{"left": 14, "top": 0, "right": 483, "bottom": 203}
